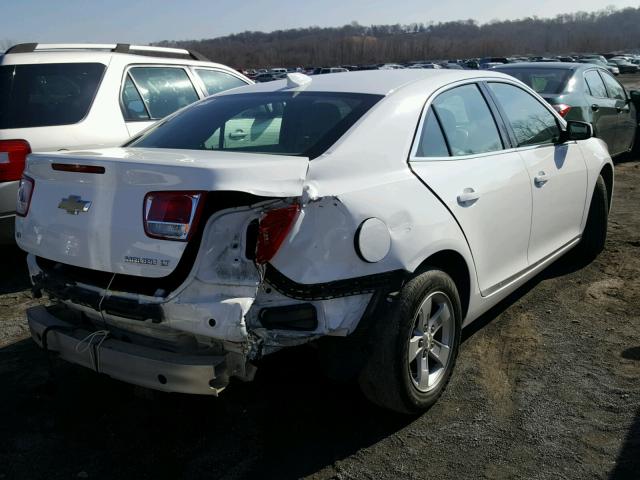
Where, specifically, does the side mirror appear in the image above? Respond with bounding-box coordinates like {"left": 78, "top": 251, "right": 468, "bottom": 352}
{"left": 629, "top": 90, "right": 640, "bottom": 106}
{"left": 562, "top": 121, "right": 593, "bottom": 142}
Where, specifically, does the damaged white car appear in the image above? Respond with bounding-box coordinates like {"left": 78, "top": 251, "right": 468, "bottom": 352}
{"left": 16, "top": 70, "right": 613, "bottom": 413}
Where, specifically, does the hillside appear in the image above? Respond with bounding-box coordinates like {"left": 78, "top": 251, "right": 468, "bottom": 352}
{"left": 155, "top": 6, "right": 640, "bottom": 67}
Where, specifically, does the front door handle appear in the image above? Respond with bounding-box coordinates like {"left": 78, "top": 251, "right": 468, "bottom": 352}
{"left": 591, "top": 104, "right": 600, "bottom": 112}
{"left": 457, "top": 188, "right": 480, "bottom": 206}
{"left": 228, "top": 129, "right": 247, "bottom": 140}
{"left": 534, "top": 171, "right": 549, "bottom": 187}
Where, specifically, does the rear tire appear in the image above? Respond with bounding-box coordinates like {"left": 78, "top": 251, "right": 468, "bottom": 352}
{"left": 573, "top": 175, "right": 609, "bottom": 262}
{"left": 358, "top": 269, "right": 462, "bottom": 414}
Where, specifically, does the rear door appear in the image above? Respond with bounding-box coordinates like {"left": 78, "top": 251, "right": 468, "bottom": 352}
{"left": 486, "top": 81, "right": 588, "bottom": 265}
{"left": 600, "top": 70, "right": 636, "bottom": 154}
{"left": 121, "top": 66, "right": 201, "bottom": 137}
{"left": 583, "top": 69, "right": 618, "bottom": 154}
{"left": 409, "top": 82, "right": 532, "bottom": 296}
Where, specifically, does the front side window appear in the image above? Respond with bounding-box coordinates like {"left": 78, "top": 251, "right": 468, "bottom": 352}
{"left": 489, "top": 83, "right": 561, "bottom": 147}
{"left": 431, "top": 84, "right": 503, "bottom": 156}
{"left": 129, "top": 92, "right": 381, "bottom": 159}
{"left": 128, "top": 67, "right": 199, "bottom": 119}
{"left": 600, "top": 72, "right": 626, "bottom": 101}
{"left": 415, "top": 107, "right": 449, "bottom": 157}
{"left": 0, "top": 63, "right": 105, "bottom": 129}
{"left": 584, "top": 70, "right": 608, "bottom": 98}
{"left": 195, "top": 69, "right": 247, "bottom": 96}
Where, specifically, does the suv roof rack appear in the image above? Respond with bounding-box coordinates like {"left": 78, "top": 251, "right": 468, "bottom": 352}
{"left": 4, "top": 43, "right": 210, "bottom": 61}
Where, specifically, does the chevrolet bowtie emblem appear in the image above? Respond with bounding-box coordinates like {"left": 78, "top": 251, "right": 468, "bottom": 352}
{"left": 58, "top": 195, "right": 92, "bottom": 215}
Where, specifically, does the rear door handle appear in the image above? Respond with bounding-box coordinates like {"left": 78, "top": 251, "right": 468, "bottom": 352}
{"left": 591, "top": 104, "right": 600, "bottom": 112}
{"left": 534, "top": 171, "right": 549, "bottom": 187}
{"left": 457, "top": 188, "right": 480, "bottom": 205}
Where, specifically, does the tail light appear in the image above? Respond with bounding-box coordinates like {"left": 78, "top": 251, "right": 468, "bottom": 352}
{"left": 256, "top": 204, "right": 300, "bottom": 264}
{"left": 553, "top": 104, "right": 572, "bottom": 117}
{"left": 16, "top": 175, "right": 35, "bottom": 217}
{"left": 143, "top": 191, "right": 204, "bottom": 241}
{"left": 0, "top": 140, "right": 31, "bottom": 182}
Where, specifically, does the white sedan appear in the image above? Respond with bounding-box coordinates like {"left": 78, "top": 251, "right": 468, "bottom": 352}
{"left": 16, "top": 70, "right": 612, "bottom": 413}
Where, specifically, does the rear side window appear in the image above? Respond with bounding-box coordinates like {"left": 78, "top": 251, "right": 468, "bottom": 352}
{"left": 128, "top": 67, "right": 199, "bottom": 119}
{"left": 0, "top": 63, "right": 105, "bottom": 129}
{"left": 493, "top": 67, "right": 571, "bottom": 95}
{"left": 584, "top": 70, "right": 607, "bottom": 98}
{"left": 432, "top": 84, "right": 503, "bottom": 156}
{"left": 600, "top": 72, "right": 626, "bottom": 101}
{"left": 121, "top": 75, "right": 150, "bottom": 120}
{"left": 415, "top": 108, "right": 449, "bottom": 157}
{"left": 195, "top": 69, "right": 246, "bottom": 95}
{"left": 489, "top": 83, "right": 561, "bottom": 146}
{"left": 129, "top": 92, "right": 381, "bottom": 159}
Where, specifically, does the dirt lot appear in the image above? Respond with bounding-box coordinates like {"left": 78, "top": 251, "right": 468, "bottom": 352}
{"left": 1, "top": 85, "right": 640, "bottom": 480}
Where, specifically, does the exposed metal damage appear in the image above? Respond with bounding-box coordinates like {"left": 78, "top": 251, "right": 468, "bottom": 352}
{"left": 25, "top": 190, "right": 386, "bottom": 393}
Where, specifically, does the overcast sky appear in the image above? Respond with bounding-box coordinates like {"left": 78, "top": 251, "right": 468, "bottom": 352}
{"left": 1, "top": 0, "right": 638, "bottom": 46}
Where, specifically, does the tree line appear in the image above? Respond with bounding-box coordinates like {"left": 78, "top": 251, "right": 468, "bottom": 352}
{"left": 156, "top": 6, "right": 640, "bottom": 68}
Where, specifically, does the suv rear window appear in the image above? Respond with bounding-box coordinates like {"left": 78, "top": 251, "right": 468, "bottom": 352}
{"left": 493, "top": 67, "right": 572, "bottom": 95}
{"left": 129, "top": 92, "right": 381, "bottom": 159}
{"left": 0, "top": 63, "right": 105, "bottom": 129}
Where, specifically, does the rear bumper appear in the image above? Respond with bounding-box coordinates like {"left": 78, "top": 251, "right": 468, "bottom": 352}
{"left": 27, "top": 305, "right": 228, "bottom": 395}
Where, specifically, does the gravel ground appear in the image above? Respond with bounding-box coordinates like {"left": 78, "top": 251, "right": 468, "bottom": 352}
{"left": 1, "top": 82, "right": 639, "bottom": 480}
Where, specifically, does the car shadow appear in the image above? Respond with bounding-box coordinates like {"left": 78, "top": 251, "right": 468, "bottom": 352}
{"left": 0, "top": 337, "right": 414, "bottom": 479}
{"left": 609, "top": 407, "right": 640, "bottom": 479}
{"left": 554, "top": 143, "right": 568, "bottom": 169}
{"left": 609, "top": 346, "right": 640, "bottom": 479}
{"left": 0, "top": 245, "right": 30, "bottom": 295}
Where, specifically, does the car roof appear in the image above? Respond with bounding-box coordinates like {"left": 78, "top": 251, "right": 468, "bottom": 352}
{"left": 218, "top": 69, "right": 513, "bottom": 96}
{"left": 493, "top": 62, "right": 588, "bottom": 71}
{"left": 0, "top": 43, "right": 233, "bottom": 70}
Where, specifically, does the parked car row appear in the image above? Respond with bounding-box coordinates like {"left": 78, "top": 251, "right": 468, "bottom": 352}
{"left": 493, "top": 62, "right": 639, "bottom": 158}
{"left": 0, "top": 42, "right": 634, "bottom": 414}
{"left": 239, "top": 52, "right": 640, "bottom": 80}
{"left": 239, "top": 59, "right": 640, "bottom": 160}
{"left": 0, "top": 43, "right": 252, "bottom": 243}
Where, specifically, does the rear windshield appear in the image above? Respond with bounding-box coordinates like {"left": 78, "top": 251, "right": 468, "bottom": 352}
{"left": 493, "top": 68, "right": 572, "bottom": 95}
{"left": 0, "top": 63, "right": 105, "bottom": 129}
{"left": 129, "top": 91, "right": 382, "bottom": 159}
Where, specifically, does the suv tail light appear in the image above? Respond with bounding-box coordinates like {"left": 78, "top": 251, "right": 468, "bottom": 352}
{"left": 16, "top": 175, "right": 35, "bottom": 217}
{"left": 256, "top": 204, "right": 300, "bottom": 264}
{"left": 0, "top": 140, "right": 32, "bottom": 182}
{"left": 143, "top": 191, "right": 204, "bottom": 241}
{"left": 553, "top": 104, "right": 572, "bottom": 117}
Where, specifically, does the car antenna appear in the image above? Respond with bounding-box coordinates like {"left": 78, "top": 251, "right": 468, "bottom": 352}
{"left": 286, "top": 73, "right": 312, "bottom": 88}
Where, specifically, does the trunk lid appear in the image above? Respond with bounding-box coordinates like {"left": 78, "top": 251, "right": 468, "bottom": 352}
{"left": 16, "top": 147, "right": 308, "bottom": 278}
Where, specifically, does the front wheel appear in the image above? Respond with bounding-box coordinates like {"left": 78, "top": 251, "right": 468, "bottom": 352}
{"left": 358, "top": 269, "right": 462, "bottom": 414}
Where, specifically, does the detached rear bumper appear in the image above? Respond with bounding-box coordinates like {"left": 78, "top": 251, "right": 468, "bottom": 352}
{"left": 27, "top": 305, "right": 228, "bottom": 395}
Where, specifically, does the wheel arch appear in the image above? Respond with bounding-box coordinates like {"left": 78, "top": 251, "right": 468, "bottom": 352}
{"left": 414, "top": 249, "right": 471, "bottom": 321}
{"left": 600, "top": 162, "right": 614, "bottom": 210}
